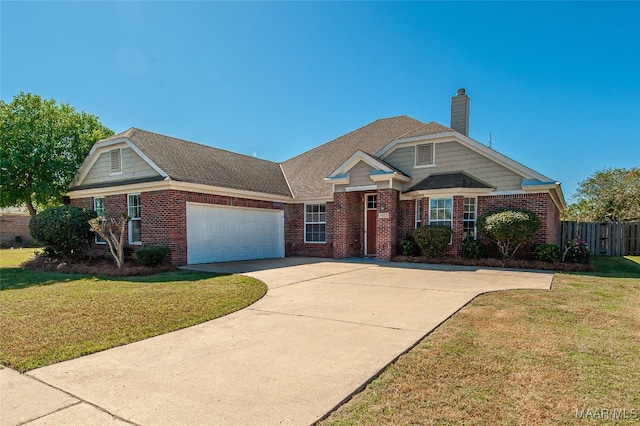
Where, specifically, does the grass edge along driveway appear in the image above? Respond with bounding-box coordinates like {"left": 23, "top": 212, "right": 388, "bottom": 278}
{"left": 319, "top": 256, "right": 640, "bottom": 425}
{"left": 0, "top": 249, "right": 267, "bottom": 372}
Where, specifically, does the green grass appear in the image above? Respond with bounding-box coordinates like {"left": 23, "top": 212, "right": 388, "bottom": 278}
{"left": 320, "top": 257, "right": 640, "bottom": 425}
{"left": 0, "top": 247, "right": 38, "bottom": 268}
{"left": 0, "top": 249, "right": 267, "bottom": 372}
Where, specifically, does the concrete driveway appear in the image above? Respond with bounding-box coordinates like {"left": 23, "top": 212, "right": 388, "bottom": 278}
{"left": 4, "top": 258, "right": 553, "bottom": 425}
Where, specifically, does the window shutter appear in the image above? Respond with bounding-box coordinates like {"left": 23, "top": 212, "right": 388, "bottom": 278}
{"left": 110, "top": 149, "right": 121, "bottom": 172}
{"left": 416, "top": 143, "right": 433, "bottom": 166}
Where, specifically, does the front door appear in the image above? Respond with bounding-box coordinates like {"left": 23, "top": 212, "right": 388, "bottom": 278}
{"left": 365, "top": 194, "right": 377, "bottom": 256}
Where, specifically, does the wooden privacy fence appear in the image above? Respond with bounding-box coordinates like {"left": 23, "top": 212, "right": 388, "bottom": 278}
{"left": 558, "top": 221, "right": 640, "bottom": 256}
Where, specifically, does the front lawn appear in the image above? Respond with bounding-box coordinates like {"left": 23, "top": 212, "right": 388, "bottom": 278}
{"left": 320, "top": 256, "right": 640, "bottom": 425}
{"left": 0, "top": 249, "right": 267, "bottom": 372}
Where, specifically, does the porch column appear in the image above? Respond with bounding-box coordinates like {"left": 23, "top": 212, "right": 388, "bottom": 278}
{"left": 376, "top": 188, "right": 399, "bottom": 261}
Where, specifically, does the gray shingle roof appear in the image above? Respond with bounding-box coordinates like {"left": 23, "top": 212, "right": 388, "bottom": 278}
{"left": 406, "top": 172, "right": 494, "bottom": 192}
{"left": 281, "top": 116, "right": 448, "bottom": 198}
{"left": 102, "top": 128, "right": 292, "bottom": 197}
{"left": 86, "top": 117, "right": 460, "bottom": 199}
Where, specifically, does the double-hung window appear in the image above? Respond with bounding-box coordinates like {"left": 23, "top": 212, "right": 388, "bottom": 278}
{"left": 128, "top": 194, "right": 142, "bottom": 245}
{"left": 415, "top": 199, "right": 422, "bottom": 228}
{"left": 94, "top": 197, "right": 106, "bottom": 244}
{"left": 429, "top": 197, "right": 453, "bottom": 243}
{"left": 305, "top": 204, "right": 326, "bottom": 243}
{"left": 463, "top": 197, "right": 477, "bottom": 240}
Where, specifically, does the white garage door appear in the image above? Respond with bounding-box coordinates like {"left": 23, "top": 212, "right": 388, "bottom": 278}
{"left": 186, "top": 203, "right": 285, "bottom": 264}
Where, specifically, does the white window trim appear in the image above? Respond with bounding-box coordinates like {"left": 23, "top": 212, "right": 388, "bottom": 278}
{"left": 415, "top": 199, "right": 422, "bottom": 228}
{"left": 128, "top": 193, "right": 142, "bottom": 245}
{"left": 463, "top": 196, "right": 478, "bottom": 241}
{"left": 428, "top": 197, "right": 453, "bottom": 244}
{"left": 110, "top": 148, "right": 123, "bottom": 175}
{"left": 414, "top": 143, "right": 436, "bottom": 168}
{"left": 304, "top": 203, "right": 326, "bottom": 244}
{"left": 94, "top": 197, "right": 106, "bottom": 245}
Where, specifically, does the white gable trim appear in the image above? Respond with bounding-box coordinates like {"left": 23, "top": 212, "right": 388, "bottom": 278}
{"left": 327, "top": 150, "right": 397, "bottom": 178}
{"left": 66, "top": 180, "right": 293, "bottom": 203}
{"left": 74, "top": 137, "right": 168, "bottom": 186}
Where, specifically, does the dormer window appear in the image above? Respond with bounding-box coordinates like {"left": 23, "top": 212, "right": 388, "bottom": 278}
{"left": 415, "top": 143, "right": 435, "bottom": 167}
{"left": 110, "top": 149, "right": 122, "bottom": 173}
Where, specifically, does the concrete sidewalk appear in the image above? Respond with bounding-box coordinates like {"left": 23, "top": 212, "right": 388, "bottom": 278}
{"left": 1, "top": 258, "right": 553, "bottom": 425}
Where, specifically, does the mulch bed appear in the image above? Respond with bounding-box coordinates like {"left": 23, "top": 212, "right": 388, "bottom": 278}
{"left": 23, "top": 255, "right": 177, "bottom": 277}
{"left": 392, "top": 255, "right": 596, "bottom": 272}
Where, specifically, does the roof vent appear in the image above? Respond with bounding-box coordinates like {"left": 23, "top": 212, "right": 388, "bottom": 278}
{"left": 450, "top": 88, "right": 470, "bottom": 136}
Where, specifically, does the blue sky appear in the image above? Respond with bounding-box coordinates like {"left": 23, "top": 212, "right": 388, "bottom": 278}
{"left": 2, "top": 1, "right": 639, "bottom": 202}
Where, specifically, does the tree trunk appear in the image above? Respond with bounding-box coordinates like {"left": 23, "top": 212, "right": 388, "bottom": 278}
{"left": 26, "top": 200, "right": 37, "bottom": 216}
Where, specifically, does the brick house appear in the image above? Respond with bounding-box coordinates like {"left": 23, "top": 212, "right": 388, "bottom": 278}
{"left": 67, "top": 89, "right": 565, "bottom": 265}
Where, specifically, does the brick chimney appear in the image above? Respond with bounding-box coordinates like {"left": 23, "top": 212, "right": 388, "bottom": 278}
{"left": 450, "top": 88, "right": 470, "bottom": 136}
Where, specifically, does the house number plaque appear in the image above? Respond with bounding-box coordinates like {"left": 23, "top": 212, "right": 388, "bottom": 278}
{"left": 378, "top": 212, "right": 390, "bottom": 219}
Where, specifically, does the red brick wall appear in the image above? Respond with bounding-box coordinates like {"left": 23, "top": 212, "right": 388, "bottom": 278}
{"left": 393, "top": 193, "right": 559, "bottom": 258}
{"left": 284, "top": 203, "right": 334, "bottom": 258}
{"left": 333, "top": 191, "right": 364, "bottom": 258}
{"left": 398, "top": 199, "right": 416, "bottom": 243}
{"left": 376, "top": 189, "right": 399, "bottom": 260}
{"left": 478, "top": 193, "right": 560, "bottom": 258}
{"left": 0, "top": 214, "right": 32, "bottom": 247}
{"left": 72, "top": 190, "right": 285, "bottom": 266}
{"left": 72, "top": 188, "right": 561, "bottom": 263}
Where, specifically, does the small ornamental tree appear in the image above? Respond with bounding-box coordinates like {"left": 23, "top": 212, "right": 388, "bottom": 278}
{"left": 29, "top": 205, "right": 97, "bottom": 256}
{"left": 413, "top": 225, "right": 452, "bottom": 257}
{"left": 476, "top": 208, "right": 541, "bottom": 259}
{"left": 88, "top": 213, "right": 130, "bottom": 269}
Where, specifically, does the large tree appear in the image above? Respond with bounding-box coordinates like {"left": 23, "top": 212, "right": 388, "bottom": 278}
{"left": 0, "top": 92, "right": 113, "bottom": 216}
{"left": 562, "top": 167, "right": 640, "bottom": 222}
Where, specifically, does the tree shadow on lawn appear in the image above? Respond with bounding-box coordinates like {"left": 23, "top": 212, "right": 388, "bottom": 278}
{"left": 0, "top": 267, "right": 230, "bottom": 291}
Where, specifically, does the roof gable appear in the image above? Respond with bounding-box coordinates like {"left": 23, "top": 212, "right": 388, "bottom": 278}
{"left": 73, "top": 128, "right": 292, "bottom": 197}
{"left": 377, "top": 129, "right": 552, "bottom": 183}
{"left": 281, "top": 115, "right": 430, "bottom": 198}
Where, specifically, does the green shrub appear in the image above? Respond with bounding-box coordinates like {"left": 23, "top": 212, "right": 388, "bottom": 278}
{"left": 135, "top": 246, "right": 169, "bottom": 266}
{"left": 462, "top": 239, "right": 486, "bottom": 259}
{"left": 29, "top": 205, "right": 97, "bottom": 256}
{"left": 123, "top": 245, "right": 135, "bottom": 260}
{"left": 534, "top": 244, "right": 562, "bottom": 262}
{"left": 399, "top": 238, "right": 420, "bottom": 256}
{"left": 476, "top": 208, "right": 541, "bottom": 259}
{"left": 413, "top": 225, "right": 452, "bottom": 257}
{"left": 563, "top": 240, "right": 591, "bottom": 264}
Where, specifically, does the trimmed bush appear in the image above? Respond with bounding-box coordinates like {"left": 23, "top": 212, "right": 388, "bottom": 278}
{"left": 534, "top": 244, "right": 562, "bottom": 262}
{"left": 399, "top": 238, "right": 420, "bottom": 256}
{"left": 413, "top": 225, "right": 452, "bottom": 257}
{"left": 29, "top": 205, "right": 97, "bottom": 256}
{"left": 476, "top": 208, "right": 541, "bottom": 259}
{"left": 462, "top": 239, "right": 486, "bottom": 259}
{"left": 135, "top": 246, "right": 169, "bottom": 266}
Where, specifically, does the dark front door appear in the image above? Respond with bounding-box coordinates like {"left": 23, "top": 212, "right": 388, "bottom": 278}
{"left": 365, "top": 194, "right": 377, "bottom": 256}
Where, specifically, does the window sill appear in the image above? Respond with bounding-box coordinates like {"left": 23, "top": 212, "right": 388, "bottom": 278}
{"left": 414, "top": 163, "right": 436, "bottom": 169}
